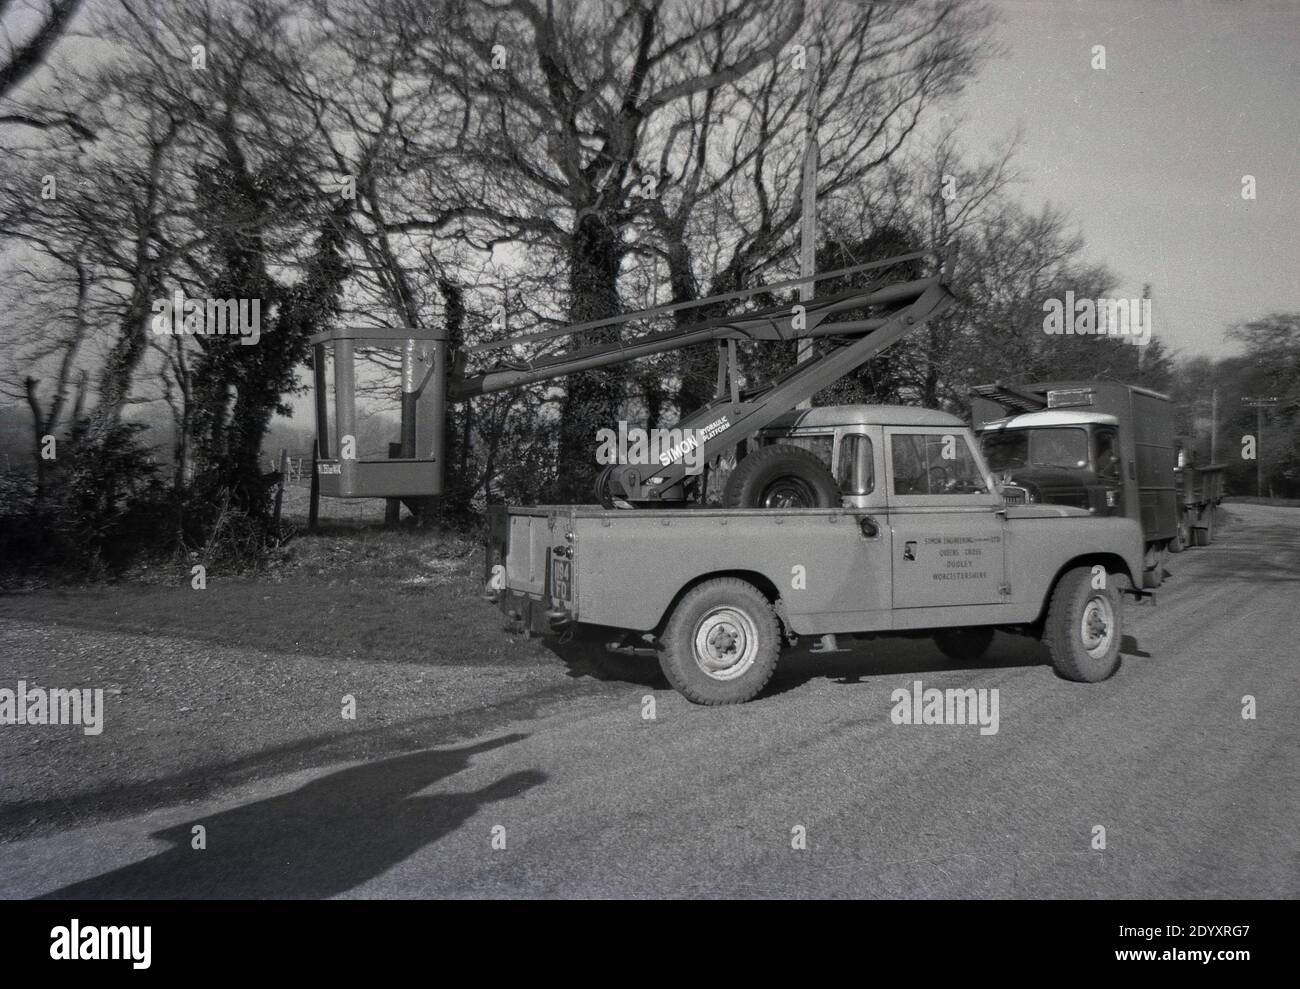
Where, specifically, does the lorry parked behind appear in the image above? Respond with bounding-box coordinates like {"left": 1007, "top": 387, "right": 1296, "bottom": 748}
{"left": 970, "top": 381, "right": 1223, "bottom": 588}
{"left": 1172, "top": 441, "right": 1225, "bottom": 551}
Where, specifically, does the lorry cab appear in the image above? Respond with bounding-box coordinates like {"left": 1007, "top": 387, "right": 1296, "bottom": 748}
{"left": 969, "top": 381, "right": 1178, "bottom": 588}
{"left": 975, "top": 409, "right": 1125, "bottom": 517}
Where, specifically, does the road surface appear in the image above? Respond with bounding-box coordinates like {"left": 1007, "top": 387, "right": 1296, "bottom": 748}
{"left": 1, "top": 503, "right": 1296, "bottom": 898}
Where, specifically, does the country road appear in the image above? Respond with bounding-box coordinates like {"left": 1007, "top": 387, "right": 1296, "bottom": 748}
{"left": 1, "top": 503, "right": 1296, "bottom": 899}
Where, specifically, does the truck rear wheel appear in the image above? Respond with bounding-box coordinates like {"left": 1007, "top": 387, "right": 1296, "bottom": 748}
{"left": 723, "top": 444, "right": 840, "bottom": 509}
{"left": 1042, "top": 567, "right": 1123, "bottom": 683}
{"left": 934, "top": 627, "right": 995, "bottom": 662}
{"left": 658, "top": 578, "right": 781, "bottom": 704}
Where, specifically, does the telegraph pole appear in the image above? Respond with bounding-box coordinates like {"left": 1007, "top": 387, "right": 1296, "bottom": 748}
{"left": 1242, "top": 396, "right": 1280, "bottom": 497}
{"left": 1138, "top": 283, "right": 1151, "bottom": 372}
{"left": 1210, "top": 387, "right": 1218, "bottom": 463}
{"left": 795, "top": 40, "right": 820, "bottom": 408}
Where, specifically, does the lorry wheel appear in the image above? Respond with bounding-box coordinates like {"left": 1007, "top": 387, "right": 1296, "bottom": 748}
{"left": 1194, "top": 510, "right": 1215, "bottom": 546}
{"left": 1141, "top": 544, "right": 1167, "bottom": 589}
{"left": 723, "top": 444, "right": 840, "bottom": 509}
{"left": 1042, "top": 567, "right": 1123, "bottom": 683}
{"left": 658, "top": 578, "right": 781, "bottom": 704}
{"left": 1168, "top": 520, "right": 1189, "bottom": 554}
{"left": 934, "top": 627, "right": 995, "bottom": 662}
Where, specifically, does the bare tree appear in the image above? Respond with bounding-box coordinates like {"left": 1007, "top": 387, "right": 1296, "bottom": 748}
{"left": 0, "top": 236, "right": 92, "bottom": 501}
{"left": 0, "top": 0, "right": 91, "bottom": 137}
{"left": 399, "top": 0, "right": 810, "bottom": 498}
{"left": 642, "top": 0, "right": 998, "bottom": 411}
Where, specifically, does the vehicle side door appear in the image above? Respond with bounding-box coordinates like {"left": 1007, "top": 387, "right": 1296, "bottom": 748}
{"left": 830, "top": 426, "right": 892, "bottom": 622}
{"left": 883, "top": 427, "right": 1007, "bottom": 610}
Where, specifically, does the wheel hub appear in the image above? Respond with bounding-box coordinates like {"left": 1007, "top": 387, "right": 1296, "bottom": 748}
{"left": 761, "top": 476, "right": 814, "bottom": 508}
{"left": 694, "top": 608, "right": 759, "bottom": 680}
{"left": 1079, "top": 596, "right": 1115, "bottom": 659}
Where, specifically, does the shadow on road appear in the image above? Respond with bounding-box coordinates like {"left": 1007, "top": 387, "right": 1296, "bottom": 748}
{"left": 0, "top": 681, "right": 592, "bottom": 841}
{"left": 37, "top": 734, "right": 543, "bottom": 899}
{"left": 762, "top": 633, "right": 1048, "bottom": 696}
{"left": 544, "top": 634, "right": 668, "bottom": 688}
{"left": 1120, "top": 634, "right": 1151, "bottom": 659}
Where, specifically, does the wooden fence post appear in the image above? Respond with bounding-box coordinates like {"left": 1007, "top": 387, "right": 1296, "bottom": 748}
{"left": 309, "top": 439, "right": 320, "bottom": 533}
{"left": 272, "top": 448, "right": 289, "bottom": 531}
{"left": 385, "top": 441, "right": 402, "bottom": 525}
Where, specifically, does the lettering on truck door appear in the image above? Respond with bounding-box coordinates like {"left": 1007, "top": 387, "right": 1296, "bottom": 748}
{"left": 884, "top": 428, "right": 1007, "bottom": 608}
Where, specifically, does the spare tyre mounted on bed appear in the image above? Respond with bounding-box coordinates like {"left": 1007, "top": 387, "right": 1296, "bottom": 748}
{"left": 723, "top": 444, "right": 840, "bottom": 509}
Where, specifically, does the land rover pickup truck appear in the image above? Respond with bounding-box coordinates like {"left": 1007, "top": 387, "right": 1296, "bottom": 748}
{"left": 485, "top": 405, "right": 1147, "bottom": 705}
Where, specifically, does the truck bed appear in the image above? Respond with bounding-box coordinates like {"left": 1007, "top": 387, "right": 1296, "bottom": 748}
{"left": 487, "top": 502, "right": 1145, "bottom": 639}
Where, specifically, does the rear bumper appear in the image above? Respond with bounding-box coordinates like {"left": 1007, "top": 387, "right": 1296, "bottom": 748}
{"left": 483, "top": 585, "right": 573, "bottom": 635}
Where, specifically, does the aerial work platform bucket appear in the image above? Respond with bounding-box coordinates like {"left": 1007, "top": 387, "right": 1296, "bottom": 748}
{"left": 309, "top": 326, "right": 447, "bottom": 498}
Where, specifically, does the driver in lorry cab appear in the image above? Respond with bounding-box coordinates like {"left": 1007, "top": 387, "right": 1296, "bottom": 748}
{"left": 1096, "top": 434, "right": 1121, "bottom": 478}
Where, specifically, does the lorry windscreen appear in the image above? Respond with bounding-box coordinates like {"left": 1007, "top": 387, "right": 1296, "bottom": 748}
{"left": 982, "top": 427, "right": 1089, "bottom": 471}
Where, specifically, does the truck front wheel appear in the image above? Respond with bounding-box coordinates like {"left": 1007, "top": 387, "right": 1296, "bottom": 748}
{"left": 1042, "top": 567, "right": 1123, "bottom": 683}
{"left": 658, "top": 578, "right": 781, "bottom": 704}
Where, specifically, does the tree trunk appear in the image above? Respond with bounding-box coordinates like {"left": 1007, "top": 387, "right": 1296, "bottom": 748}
{"left": 554, "top": 212, "right": 623, "bottom": 503}
{"left": 90, "top": 280, "right": 153, "bottom": 440}
{"left": 660, "top": 231, "right": 721, "bottom": 419}
{"left": 438, "top": 278, "right": 472, "bottom": 521}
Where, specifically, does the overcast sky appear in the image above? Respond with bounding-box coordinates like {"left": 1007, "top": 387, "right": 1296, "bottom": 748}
{"left": 951, "top": 0, "right": 1299, "bottom": 359}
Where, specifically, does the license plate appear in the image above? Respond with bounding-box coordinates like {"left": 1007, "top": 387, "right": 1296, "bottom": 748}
{"left": 551, "top": 557, "right": 572, "bottom": 601}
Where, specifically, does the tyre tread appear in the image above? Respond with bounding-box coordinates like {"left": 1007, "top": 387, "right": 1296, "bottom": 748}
{"left": 723, "top": 444, "right": 840, "bottom": 509}
{"left": 659, "top": 577, "right": 781, "bottom": 705}
{"left": 1042, "top": 567, "right": 1122, "bottom": 682}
